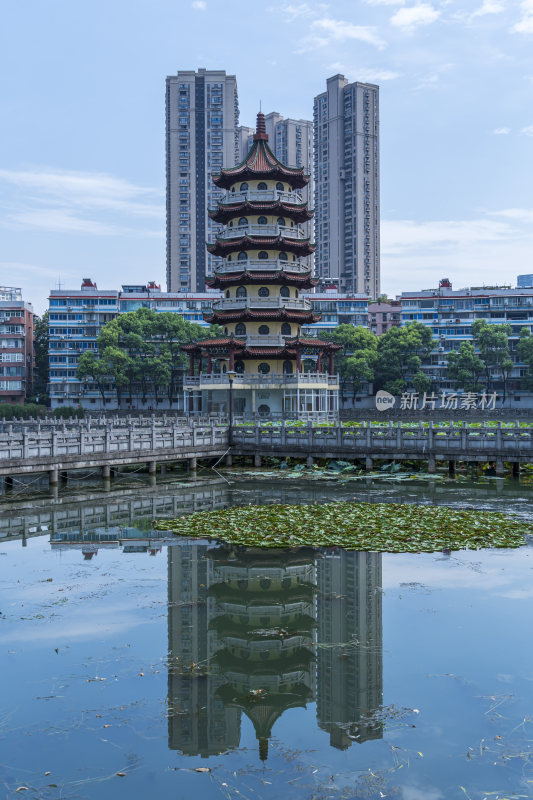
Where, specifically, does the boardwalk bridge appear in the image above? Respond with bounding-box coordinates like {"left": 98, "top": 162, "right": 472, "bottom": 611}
{"left": 1, "top": 417, "right": 532, "bottom": 486}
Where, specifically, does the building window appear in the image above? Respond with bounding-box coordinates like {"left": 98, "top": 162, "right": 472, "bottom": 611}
{"left": 277, "top": 217, "right": 286, "bottom": 226}
{"left": 257, "top": 182, "right": 267, "bottom": 190}
{"left": 258, "top": 251, "right": 268, "bottom": 260}
{"left": 258, "top": 287, "right": 270, "bottom": 297}
{"left": 225, "top": 290, "right": 230, "bottom": 298}
{"left": 235, "top": 359, "right": 245, "bottom": 373}
{"left": 281, "top": 323, "right": 292, "bottom": 337}
{"left": 238, "top": 217, "right": 248, "bottom": 226}
{"left": 258, "top": 403, "right": 270, "bottom": 415}
{"left": 276, "top": 182, "right": 284, "bottom": 191}
{"left": 238, "top": 252, "right": 247, "bottom": 261}
{"left": 258, "top": 325, "right": 270, "bottom": 335}
{"left": 257, "top": 216, "right": 268, "bottom": 225}
{"left": 279, "top": 252, "right": 288, "bottom": 261}
{"left": 283, "top": 359, "right": 293, "bottom": 373}
{"left": 235, "top": 323, "right": 246, "bottom": 335}
{"left": 240, "top": 182, "right": 248, "bottom": 191}
{"left": 280, "top": 287, "right": 290, "bottom": 298}
{"left": 236, "top": 286, "right": 247, "bottom": 298}
{"left": 258, "top": 363, "right": 271, "bottom": 374}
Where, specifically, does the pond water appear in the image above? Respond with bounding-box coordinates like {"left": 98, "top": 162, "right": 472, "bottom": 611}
{"left": 0, "top": 472, "right": 532, "bottom": 800}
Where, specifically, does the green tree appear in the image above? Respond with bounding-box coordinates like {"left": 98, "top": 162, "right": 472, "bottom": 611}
{"left": 320, "top": 325, "right": 378, "bottom": 401}
{"left": 446, "top": 341, "right": 485, "bottom": 391}
{"left": 77, "top": 351, "right": 110, "bottom": 406}
{"left": 517, "top": 328, "right": 533, "bottom": 390}
{"left": 471, "top": 319, "right": 512, "bottom": 399}
{"left": 33, "top": 311, "right": 50, "bottom": 402}
{"left": 374, "top": 322, "right": 434, "bottom": 394}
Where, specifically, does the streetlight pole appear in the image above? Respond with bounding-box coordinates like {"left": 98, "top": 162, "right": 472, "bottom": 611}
{"left": 227, "top": 370, "right": 235, "bottom": 446}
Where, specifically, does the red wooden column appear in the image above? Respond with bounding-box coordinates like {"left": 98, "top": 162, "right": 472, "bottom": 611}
{"left": 328, "top": 351, "right": 335, "bottom": 375}
{"left": 296, "top": 348, "right": 302, "bottom": 373}
{"left": 189, "top": 354, "right": 195, "bottom": 376}
{"left": 229, "top": 349, "right": 235, "bottom": 371}
{"left": 207, "top": 354, "right": 212, "bottom": 374}
{"left": 317, "top": 351, "right": 323, "bottom": 373}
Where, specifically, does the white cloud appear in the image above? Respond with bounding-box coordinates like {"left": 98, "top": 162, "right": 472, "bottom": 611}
{"left": 0, "top": 167, "right": 164, "bottom": 238}
{"left": 365, "top": 0, "right": 405, "bottom": 5}
{"left": 0, "top": 261, "right": 76, "bottom": 279}
{"left": 491, "top": 207, "right": 533, "bottom": 222}
{"left": 328, "top": 62, "right": 401, "bottom": 81}
{"left": 390, "top": 3, "right": 441, "bottom": 31}
{"left": 191, "top": 0, "right": 207, "bottom": 9}
{"left": 521, "top": 125, "right": 533, "bottom": 135}
{"left": 493, "top": 126, "right": 511, "bottom": 134}
{"left": 511, "top": 0, "right": 533, "bottom": 32}
{"left": 306, "top": 17, "right": 387, "bottom": 49}
{"left": 470, "top": 0, "right": 505, "bottom": 18}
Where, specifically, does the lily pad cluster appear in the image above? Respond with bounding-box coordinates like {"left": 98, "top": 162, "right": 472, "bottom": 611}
{"left": 155, "top": 501, "right": 532, "bottom": 552}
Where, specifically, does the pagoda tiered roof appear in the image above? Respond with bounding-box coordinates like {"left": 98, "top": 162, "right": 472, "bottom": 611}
{"left": 212, "top": 112, "right": 309, "bottom": 190}
{"left": 206, "top": 269, "right": 318, "bottom": 290}
{"left": 209, "top": 200, "right": 313, "bottom": 225}
{"left": 204, "top": 308, "right": 320, "bottom": 324}
{"left": 207, "top": 234, "right": 315, "bottom": 259}
{"left": 181, "top": 335, "right": 342, "bottom": 360}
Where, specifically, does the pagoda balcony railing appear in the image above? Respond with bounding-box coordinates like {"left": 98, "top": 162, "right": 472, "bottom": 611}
{"left": 214, "top": 259, "right": 310, "bottom": 275}
{"left": 212, "top": 297, "right": 312, "bottom": 312}
{"left": 217, "top": 224, "right": 306, "bottom": 241}
{"left": 184, "top": 372, "right": 340, "bottom": 387}
{"left": 222, "top": 189, "right": 303, "bottom": 205}
{"left": 245, "top": 334, "right": 288, "bottom": 346}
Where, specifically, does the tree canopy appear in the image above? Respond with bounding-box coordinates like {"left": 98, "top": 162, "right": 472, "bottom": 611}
{"left": 374, "top": 322, "right": 434, "bottom": 395}
{"left": 77, "top": 308, "right": 222, "bottom": 406}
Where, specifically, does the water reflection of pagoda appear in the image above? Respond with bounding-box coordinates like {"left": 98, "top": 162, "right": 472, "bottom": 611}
{"left": 166, "top": 543, "right": 383, "bottom": 759}
{"left": 208, "top": 545, "right": 317, "bottom": 761}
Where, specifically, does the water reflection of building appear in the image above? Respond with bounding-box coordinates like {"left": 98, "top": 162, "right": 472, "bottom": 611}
{"left": 316, "top": 550, "right": 383, "bottom": 749}
{"left": 207, "top": 545, "right": 317, "bottom": 761}
{"left": 167, "top": 542, "right": 240, "bottom": 756}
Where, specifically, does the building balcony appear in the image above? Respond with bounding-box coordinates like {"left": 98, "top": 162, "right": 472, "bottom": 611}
{"left": 183, "top": 372, "right": 340, "bottom": 389}
{"left": 214, "top": 259, "right": 310, "bottom": 275}
{"left": 222, "top": 189, "right": 303, "bottom": 205}
{"left": 216, "top": 224, "right": 306, "bottom": 241}
{"left": 212, "top": 297, "right": 312, "bottom": 312}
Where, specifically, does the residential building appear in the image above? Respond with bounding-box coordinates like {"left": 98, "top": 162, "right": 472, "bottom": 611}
{"left": 316, "top": 551, "right": 383, "bottom": 749}
{"left": 368, "top": 301, "right": 401, "bottom": 335}
{"left": 302, "top": 289, "right": 369, "bottom": 337}
{"left": 239, "top": 113, "right": 314, "bottom": 262}
{"left": 517, "top": 274, "right": 533, "bottom": 288}
{"left": 166, "top": 69, "right": 239, "bottom": 293}
{"left": 0, "top": 287, "right": 34, "bottom": 404}
{"left": 399, "top": 278, "right": 533, "bottom": 392}
{"left": 48, "top": 279, "right": 220, "bottom": 409}
{"left": 182, "top": 111, "right": 341, "bottom": 418}
{"left": 313, "top": 75, "right": 380, "bottom": 298}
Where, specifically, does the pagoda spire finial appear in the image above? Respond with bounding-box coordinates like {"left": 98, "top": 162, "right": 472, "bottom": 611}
{"left": 254, "top": 110, "right": 268, "bottom": 141}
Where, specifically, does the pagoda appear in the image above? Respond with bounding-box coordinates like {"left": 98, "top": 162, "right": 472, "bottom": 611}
{"left": 182, "top": 111, "right": 341, "bottom": 417}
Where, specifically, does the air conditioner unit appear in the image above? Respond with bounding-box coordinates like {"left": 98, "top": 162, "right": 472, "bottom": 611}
{"left": 438, "top": 361, "right": 447, "bottom": 366}
{"left": 438, "top": 346, "right": 445, "bottom": 352}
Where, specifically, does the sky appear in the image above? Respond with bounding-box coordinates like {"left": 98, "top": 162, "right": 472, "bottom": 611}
{"left": 1, "top": 0, "right": 532, "bottom": 314}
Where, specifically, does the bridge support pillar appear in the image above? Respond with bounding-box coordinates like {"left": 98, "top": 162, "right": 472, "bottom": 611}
{"left": 306, "top": 456, "right": 314, "bottom": 468}
{"left": 254, "top": 454, "right": 262, "bottom": 468}
{"left": 365, "top": 457, "right": 373, "bottom": 472}
{"left": 188, "top": 457, "right": 197, "bottom": 472}
{"left": 495, "top": 459, "right": 505, "bottom": 477}
{"left": 427, "top": 456, "right": 436, "bottom": 474}
{"left": 448, "top": 460, "right": 456, "bottom": 477}
{"left": 160, "top": 464, "right": 167, "bottom": 476}
{"left": 103, "top": 478, "right": 111, "bottom": 492}
{"left": 102, "top": 465, "right": 111, "bottom": 479}
{"left": 148, "top": 460, "right": 157, "bottom": 475}
{"left": 225, "top": 454, "right": 233, "bottom": 467}
{"left": 512, "top": 461, "right": 520, "bottom": 479}
{"left": 49, "top": 468, "right": 58, "bottom": 486}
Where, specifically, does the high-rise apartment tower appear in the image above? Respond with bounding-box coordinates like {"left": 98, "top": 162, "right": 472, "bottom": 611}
{"left": 238, "top": 113, "right": 314, "bottom": 260}
{"left": 166, "top": 69, "right": 239, "bottom": 292}
{"left": 313, "top": 75, "right": 380, "bottom": 297}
